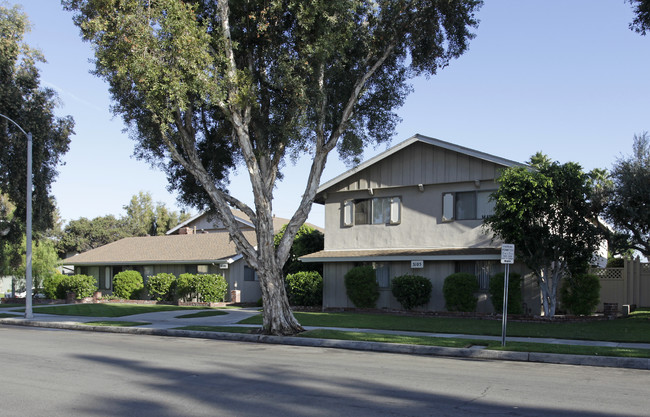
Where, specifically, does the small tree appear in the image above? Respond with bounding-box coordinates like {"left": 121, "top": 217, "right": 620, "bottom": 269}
{"left": 344, "top": 266, "right": 379, "bottom": 309}
{"left": 484, "top": 157, "right": 604, "bottom": 317}
{"left": 443, "top": 273, "right": 479, "bottom": 312}
{"left": 560, "top": 273, "right": 601, "bottom": 316}
{"left": 285, "top": 271, "right": 323, "bottom": 307}
{"left": 113, "top": 270, "right": 144, "bottom": 300}
{"left": 42, "top": 273, "right": 65, "bottom": 299}
{"left": 604, "top": 133, "right": 650, "bottom": 258}
{"left": 146, "top": 273, "right": 177, "bottom": 302}
{"left": 274, "top": 225, "right": 324, "bottom": 276}
{"left": 391, "top": 275, "right": 432, "bottom": 310}
{"left": 488, "top": 272, "right": 523, "bottom": 315}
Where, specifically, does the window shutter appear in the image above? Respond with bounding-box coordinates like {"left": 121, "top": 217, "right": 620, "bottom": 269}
{"left": 389, "top": 197, "right": 401, "bottom": 224}
{"left": 442, "top": 193, "right": 454, "bottom": 221}
{"left": 343, "top": 200, "right": 353, "bottom": 227}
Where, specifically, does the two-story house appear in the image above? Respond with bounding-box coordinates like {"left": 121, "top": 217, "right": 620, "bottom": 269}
{"left": 302, "top": 134, "right": 537, "bottom": 313}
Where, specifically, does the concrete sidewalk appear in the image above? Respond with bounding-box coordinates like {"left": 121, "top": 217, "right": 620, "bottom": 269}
{"left": 1, "top": 307, "right": 649, "bottom": 370}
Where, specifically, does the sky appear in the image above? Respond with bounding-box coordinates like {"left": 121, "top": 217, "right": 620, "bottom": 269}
{"left": 6, "top": 1, "right": 650, "bottom": 229}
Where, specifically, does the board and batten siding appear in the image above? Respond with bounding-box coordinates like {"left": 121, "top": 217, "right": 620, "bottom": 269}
{"left": 333, "top": 141, "right": 502, "bottom": 192}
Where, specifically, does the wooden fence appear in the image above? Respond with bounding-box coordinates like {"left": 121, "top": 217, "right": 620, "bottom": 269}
{"left": 591, "top": 258, "right": 650, "bottom": 311}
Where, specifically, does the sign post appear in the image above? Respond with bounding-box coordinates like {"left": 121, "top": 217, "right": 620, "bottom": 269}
{"left": 500, "top": 244, "right": 515, "bottom": 346}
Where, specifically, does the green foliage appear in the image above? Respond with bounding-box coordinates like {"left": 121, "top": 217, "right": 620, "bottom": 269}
{"left": 56, "top": 215, "right": 130, "bottom": 258}
{"left": 146, "top": 273, "right": 177, "bottom": 301}
{"left": 484, "top": 157, "right": 605, "bottom": 317}
{"left": 443, "top": 273, "right": 479, "bottom": 312}
{"left": 488, "top": 272, "right": 523, "bottom": 315}
{"left": 10, "top": 237, "right": 61, "bottom": 294}
{"left": 176, "top": 273, "right": 228, "bottom": 303}
{"left": 113, "top": 270, "right": 144, "bottom": 300}
{"left": 344, "top": 266, "right": 379, "bottom": 309}
{"left": 628, "top": 0, "right": 650, "bottom": 35}
{"left": 560, "top": 273, "right": 601, "bottom": 316}
{"left": 390, "top": 275, "right": 432, "bottom": 310}
{"left": 42, "top": 273, "right": 65, "bottom": 299}
{"left": 285, "top": 271, "right": 323, "bottom": 306}
{"left": 604, "top": 133, "right": 650, "bottom": 257}
{"left": 0, "top": 4, "right": 73, "bottom": 252}
{"left": 606, "top": 257, "right": 626, "bottom": 268}
{"left": 275, "top": 224, "right": 324, "bottom": 276}
{"left": 58, "top": 274, "right": 97, "bottom": 299}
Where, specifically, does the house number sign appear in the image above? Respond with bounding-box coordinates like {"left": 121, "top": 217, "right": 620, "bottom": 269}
{"left": 411, "top": 260, "right": 424, "bottom": 269}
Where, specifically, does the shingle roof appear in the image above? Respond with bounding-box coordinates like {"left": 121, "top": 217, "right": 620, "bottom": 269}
{"left": 64, "top": 231, "right": 257, "bottom": 266}
{"left": 300, "top": 247, "right": 501, "bottom": 262}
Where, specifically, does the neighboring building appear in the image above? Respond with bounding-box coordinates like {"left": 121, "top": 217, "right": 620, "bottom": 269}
{"left": 64, "top": 210, "right": 322, "bottom": 303}
{"left": 301, "top": 134, "right": 539, "bottom": 313}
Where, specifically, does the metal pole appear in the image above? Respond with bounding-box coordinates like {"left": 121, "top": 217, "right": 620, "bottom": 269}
{"left": 25, "top": 132, "right": 33, "bottom": 319}
{"left": 0, "top": 113, "right": 33, "bottom": 318}
{"left": 501, "top": 263, "right": 510, "bottom": 347}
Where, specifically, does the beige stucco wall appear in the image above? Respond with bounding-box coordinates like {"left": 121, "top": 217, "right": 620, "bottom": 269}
{"left": 323, "top": 180, "right": 500, "bottom": 251}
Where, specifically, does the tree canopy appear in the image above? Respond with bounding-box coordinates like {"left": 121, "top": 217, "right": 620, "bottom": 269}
{"left": 628, "top": 0, "right": 650, "bottom": 35}
{"left": 64, "top": 0, "right": 482, "bottom": 334}
{"left": 484, "top": 156, "right": 604, "bottom": 317}
{"left": 604, "top": 133, "right": 650, "bottom": 257}
{"left": 0, "top": 4, "right": 74, "bottom": 245}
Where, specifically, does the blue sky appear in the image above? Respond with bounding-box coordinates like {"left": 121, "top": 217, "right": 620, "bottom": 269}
{"left": 8, "top": 1, "right": 650, "bottom": 228}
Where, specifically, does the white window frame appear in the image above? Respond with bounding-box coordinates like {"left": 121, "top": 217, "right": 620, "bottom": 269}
{"left": 442, "top": 190, "right": 496, "bottom": 221}
{"left": 343, "top": 197, "right": 401, "bottom": 226}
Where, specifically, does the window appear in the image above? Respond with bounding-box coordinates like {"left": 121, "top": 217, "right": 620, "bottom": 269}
{"left": 455, "top": 260, "right": 499, "bottom": 291}
{"left": 244, "top": 266, "right": 257, "bottom": 281}
{"left": 374, "top": 263, "right": 390, "bottom": 288}
{"left": 442, "top": 191, "right": 495, "bottom": 221}
{"left": 197, "top": 265, "right": 209, "bottom": 274}
{"left": 343, "top": 197, "right": 401, "bottom": 226}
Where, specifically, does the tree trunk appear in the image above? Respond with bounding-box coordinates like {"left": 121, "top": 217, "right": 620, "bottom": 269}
{"left": 259, "top": 267, "right": 304, "bottom": 335}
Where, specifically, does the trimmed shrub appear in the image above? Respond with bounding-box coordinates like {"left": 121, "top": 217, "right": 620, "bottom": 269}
{"left": 488, "top": 272, "right": 523, "bottom": 315}
{"left": 285, "top": 271, "right": 323, "bottom": 306}
{"left": 344, "top": 265, "right": 379, "bottom": 308}
{"left": 391, "top": 274, "right": 432, "bottom": 310}
{"left": 113, "top": 270, "right": 144, "bottom": 300}
{"left": 146, "top": 273, "right": 177, "bottom": 301}
{"left": 606, "top": 257, "right": 625, "bottom": 268}
{"left": 443, "top": 272, "right": 479, "bottom": 312}
{"left": 177, "top": 273, "right": 228, "bottom": 302}
{"left": 560, "top": 273, "right": 601, "bottom": 316}
{"left": 42, "top": 273, "right": 65, "bottom": 299}
{"left": 59, "top": 274, "right": 97, "bottom": 299}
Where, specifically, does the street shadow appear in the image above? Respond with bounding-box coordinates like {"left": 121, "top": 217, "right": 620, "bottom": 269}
{"left": 69, "top": 348, "right": 628, "bottom": 417}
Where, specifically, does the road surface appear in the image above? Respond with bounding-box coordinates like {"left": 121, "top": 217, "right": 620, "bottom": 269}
{"left": 1, "top": 325, "right": 647, "bottom": 416}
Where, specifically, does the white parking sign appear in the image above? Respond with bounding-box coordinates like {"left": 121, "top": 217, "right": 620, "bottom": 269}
{"left": 501, "top": 244, "right": 515, "bottom": 264}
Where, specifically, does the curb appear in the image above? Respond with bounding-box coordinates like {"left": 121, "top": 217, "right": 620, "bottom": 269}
{"left": 2, "top": 319, "right": 649, "bottom": 370}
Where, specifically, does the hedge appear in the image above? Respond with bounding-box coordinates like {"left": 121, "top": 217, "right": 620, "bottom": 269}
{"left": 488, "top": 272, "right": 523, "bottom": 315}
{"left": 285, "top": 271, "right": 323, "bottom": 306}
{"left": 113, "top": 270, "right": 144, "bottom": 300}
{"left": 344, "top": 266, "right": 379, "bottom": 308}
{"left": 443, "top": 272, "right": 479, "bottom": 312}
{"left": 391, "top": 274, "right": 432, "bottom": 310}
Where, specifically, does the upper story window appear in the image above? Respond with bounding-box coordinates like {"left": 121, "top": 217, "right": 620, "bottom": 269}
{"left": 343, "top": 196, "right": 401, "bottom": 226}
{"left": 442, "top": 190, "right": 495, "bottom": 221}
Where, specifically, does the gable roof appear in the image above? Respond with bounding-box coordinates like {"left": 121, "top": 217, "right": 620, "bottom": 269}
{"left": 64, "top": 231, "right": 257, "bottom": 266}
{"left": 315, "top": 134, "right": 527, "bottom": 203}
{"left": 167, "top": 209, "right": 323, "bottom": 235}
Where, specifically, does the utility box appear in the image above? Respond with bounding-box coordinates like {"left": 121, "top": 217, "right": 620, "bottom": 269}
{"left": 230, "top": 290, "right": 241, "bottom": 303}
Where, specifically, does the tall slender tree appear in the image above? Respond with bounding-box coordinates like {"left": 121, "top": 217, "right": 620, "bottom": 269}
{"left": 64, "top": 0, "right": 482, "bottom": 334}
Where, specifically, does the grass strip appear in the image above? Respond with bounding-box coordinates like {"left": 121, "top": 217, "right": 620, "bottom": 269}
{"left": 239, "top": 309, "right": 650, "bottom": 343}
{"left": 84, "top": 321, "right": 152, "bottom": 327}
{"left": 0, "top": 313, "right": 19, "bottom": 318}
{"left": 175, "top": 310, "right": 228, "bottom": 319}
{"left": 0, "top": 304, "right": 23, "bottom": 309}
{"left": 20, "top": 303, "right": 211, "bottom": 317}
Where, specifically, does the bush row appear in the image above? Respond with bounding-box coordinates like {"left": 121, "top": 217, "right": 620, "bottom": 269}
{"left": 342, "top": 266, "right": 600, "bottom": 315}
{"left": 42, "top": 271, "right": 229, "bottom": 303}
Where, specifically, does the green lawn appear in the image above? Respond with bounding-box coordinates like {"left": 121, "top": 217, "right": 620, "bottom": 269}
{"left": 239, "top": 309, "right": 650, "bottom": 343}
{"left": 18, "top": 303, "right": 213, "bottom": 317}
{"left": 175, "top": 325, "right": 259, "bottom": 334}
{"left": 0, "top": 304, "right": 23, "bottom": 309}
{"left": 0, "top": 313, "right": 19, "bottom": 318}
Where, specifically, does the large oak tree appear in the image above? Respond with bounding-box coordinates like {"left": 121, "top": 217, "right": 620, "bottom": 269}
{"left": 63, "top": 0, "right": 482, "bottom": 334}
